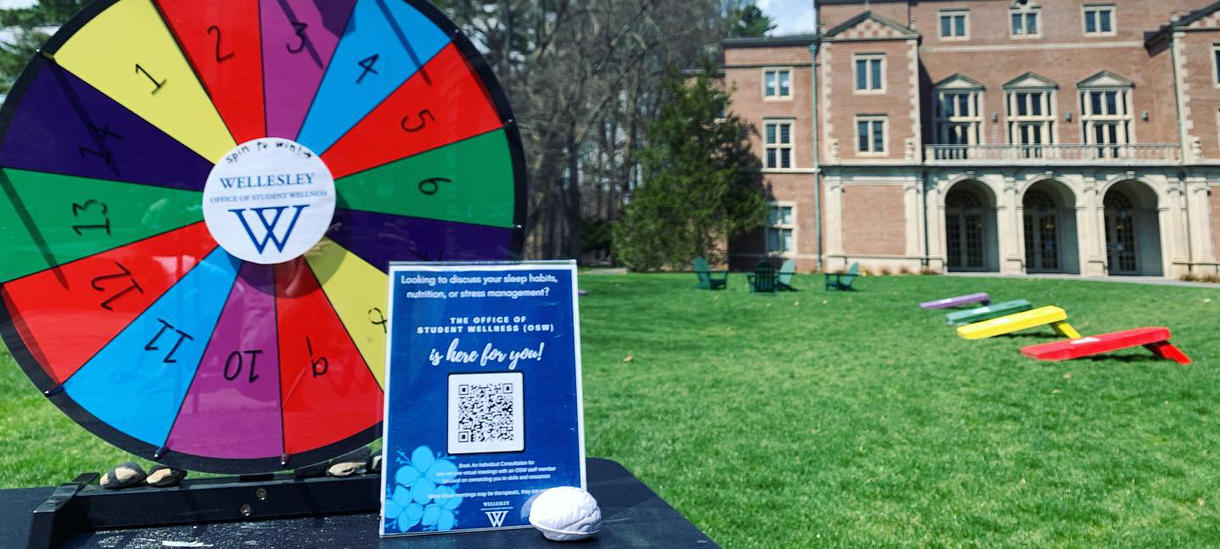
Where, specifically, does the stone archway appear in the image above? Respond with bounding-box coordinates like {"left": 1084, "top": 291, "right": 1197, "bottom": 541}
{"left": 1103, "top": 180, "right": 1162, "bottom": 276}
{"left": 1021, "top": 180, "right": 1079, "bottom": 274}
{"left": 944, "top": 180, "right": 999, "bottom": 272}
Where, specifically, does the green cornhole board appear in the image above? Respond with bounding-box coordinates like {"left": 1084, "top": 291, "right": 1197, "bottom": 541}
{"left": 946, "top": 299, "right": 1033, "bottom": 326}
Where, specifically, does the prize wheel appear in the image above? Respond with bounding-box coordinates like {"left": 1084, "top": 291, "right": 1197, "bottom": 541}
{"left": 0, "top": 0, "right": 525, "bottom": 473}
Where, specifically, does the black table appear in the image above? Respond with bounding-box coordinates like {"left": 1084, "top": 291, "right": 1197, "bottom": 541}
{"left": 0, "top": 458, "right": 717, "bottom": 548}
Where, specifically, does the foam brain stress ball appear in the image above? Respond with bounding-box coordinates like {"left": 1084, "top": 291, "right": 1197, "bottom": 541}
{"left": 528, "top": 486, "right": 602, "bottom": 541}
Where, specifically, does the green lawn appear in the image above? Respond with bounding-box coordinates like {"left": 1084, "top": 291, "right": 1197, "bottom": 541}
{"left": 2, "top": 274, "right": 1219, "bottom": 546}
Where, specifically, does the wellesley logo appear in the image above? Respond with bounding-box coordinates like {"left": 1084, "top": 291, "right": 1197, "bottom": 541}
{"left": 484, "top": 510, "right": 510, "bottom": 528}
{"left": 202, "top": 138, "right": 336, "bottom": 265}
{"left": 218, "top": 172, "right": 317, "bottom": 189}
{"left": 229, "top": 205, "right": 310, "bottom": 254}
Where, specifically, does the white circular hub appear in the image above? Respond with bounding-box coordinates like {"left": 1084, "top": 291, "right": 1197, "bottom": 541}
{"left": 202, "top": 138, "right": 336, "bottom": 265}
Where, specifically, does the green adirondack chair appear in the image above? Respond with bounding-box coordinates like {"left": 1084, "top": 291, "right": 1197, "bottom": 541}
{"left": 748, "top": 261, "right": 777, "bottom": 293}
{"left": 693, "top": 257, "right": 728, "bottom": 290}
{"left": 777, "top": 259, "right": 797, "bottom": 291}
{"left": 825, "top": 262, "right": 859, "bottom": 291}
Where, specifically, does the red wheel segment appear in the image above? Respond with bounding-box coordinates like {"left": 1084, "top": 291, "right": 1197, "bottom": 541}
{"left": 321, "top": 43, "right": 504, "bottom": 178}
{"left": 155, "top": 0, "right": 268, "bottom": 143}
{"left": 274, "top": 259, "right": 382, "bottom": 456}
{"left": 1, "top": 222, "right": 216, "bottom": 384}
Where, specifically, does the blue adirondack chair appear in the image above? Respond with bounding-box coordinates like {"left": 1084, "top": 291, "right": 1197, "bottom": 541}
{"left": 825, "top": 262, "right": 859, "bottom": 291}
{"left": 693, "top": 257, "right": 728, "bottom": 290}
{"left": 777, "top": 259, "right": 797, "bottom": 291}
{"left": 748, "top": 261, "right": 777, "bottom": 293}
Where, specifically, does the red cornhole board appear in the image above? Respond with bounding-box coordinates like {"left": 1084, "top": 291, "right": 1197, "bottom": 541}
{"left": 1020, "top": 327, "right": 1192, "bottom": 365}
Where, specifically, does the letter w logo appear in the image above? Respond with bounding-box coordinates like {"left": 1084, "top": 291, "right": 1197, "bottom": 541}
{"left": 485, "top": 510, "right": 510, "bottom": 528}
{"left": 228, "top": 205, "right": 309, "bottom": 254}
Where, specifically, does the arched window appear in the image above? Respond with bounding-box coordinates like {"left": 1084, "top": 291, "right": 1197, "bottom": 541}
{"left": 1023, "top": 189, "right": 1059, "bottom": 271}
{"left": 946, "top": 188, "right": 982, "bottom": 209}
{"left": 945, "top": 186, "right": 986, "bottom": 270}
{"left": 1104, "top": 190, "right": 1138, "bottom": 273}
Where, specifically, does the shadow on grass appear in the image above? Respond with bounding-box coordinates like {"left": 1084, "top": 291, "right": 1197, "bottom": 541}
{"left": 993, "top": 332, "right": 1065, "bottom": 341}
{"left": 1077, "top": 354, "right": 1171, "bottom": 364}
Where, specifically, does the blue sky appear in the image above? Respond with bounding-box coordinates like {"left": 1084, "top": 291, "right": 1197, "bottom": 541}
{"left": 758, "top": 0, "right": 817, "bottom": 35}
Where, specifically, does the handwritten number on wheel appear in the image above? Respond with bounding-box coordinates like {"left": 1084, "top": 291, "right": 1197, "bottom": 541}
{"left": 356, "top": 54, "right": 379, "bottom": 84}
{"left": 78, "top": 124, "right": 121, "bottom": 168}
{"left": 418, "top": 177, "right": 451, "bottom": 196}
{"left": 135, "top": 64, "right": 166, "bottom": 94}
{"left": 145, "top": 319, "right": 193, "bottom": 364}
{"left": 87, "top": 123, "right": 123, "bottom": 143}
{"left": 207, "top": 25, "right": 235, "bottom": 63}
{"left": 287, "top": 22, "right": 308, "bottom": 53}
{"left": 90, "top": 261, "right": 143, "bottom": 310}
{"left": 306, "top": 337, "right": 329, "bottom": 378}
{"left": 401, "top": 110, "right": 435, "bottom": 133}
{"left": 368, "top": 308, "right": 388, "bottom": 334}
{"left": 72, "top": 200, "right": 111, "bottom": 236}
{"left": 77, "top": 146, "right": 113, "bottom": 165}
{"left": 224, "top": 350, "right": 262, "bottom": 383}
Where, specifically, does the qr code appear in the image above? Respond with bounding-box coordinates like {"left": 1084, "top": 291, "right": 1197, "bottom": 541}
{"left": 448, "top": 372, "right": 525, "bottom": 454}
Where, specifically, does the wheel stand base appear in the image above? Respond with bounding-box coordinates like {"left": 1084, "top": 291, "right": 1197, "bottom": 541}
{"left": 27, "top": 471, "right": 380, "bottom": 548}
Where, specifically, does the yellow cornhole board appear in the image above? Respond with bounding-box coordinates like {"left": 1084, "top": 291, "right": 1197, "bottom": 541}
{"left": 956, "top": 305, "right": 1082, "bottom": 340}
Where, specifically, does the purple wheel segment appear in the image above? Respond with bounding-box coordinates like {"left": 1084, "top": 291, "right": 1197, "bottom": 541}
{"left": 165, "top": 263, "right": 284, "bottom": 460}
{"left": 0, "top": 57, "right": 212, "bottom": 191}
{"left": 328, "top": 209, "right": 517, "bottom": 271}
{"left": 260, "top": 0, "right": 357, "bottom": 139}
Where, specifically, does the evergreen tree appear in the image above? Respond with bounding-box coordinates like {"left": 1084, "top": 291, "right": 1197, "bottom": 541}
{"left": 722, "top": 0, "right": 776, "bottom": 38}
{"left": 613, "top": 63, "right": 767, "bottom": 271}
{"left": 0, "top": 0, "right": 88, "bottom": 94}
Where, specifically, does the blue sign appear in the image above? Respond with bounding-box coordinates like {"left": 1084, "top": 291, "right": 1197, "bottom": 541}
{"left": 380, "top": 261, "right": 586, "bottom": 536}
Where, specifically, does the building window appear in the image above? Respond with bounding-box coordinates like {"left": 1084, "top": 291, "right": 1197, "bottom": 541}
{"left": 1214, "top": 45, "right": 1220, "bottom": 85}
{"left": 1023, "top": 189, "right": 1061, "bottom": 272}
{"left": 934, "top": 89, "right": 983, "bottom": 146}
{"left": 1083, "top": 4, "right": 1115, "bottom": 35}
{"left": 766, "top": 203, "right": 796, "bottom": 255}
{"left": 764, "top": 120, "right": 793, "bottom": 169}
{"left": 763, "top": 68, "right": 791, "bottom": 99}
{"left": 1005, "top": 90, "right": 1055, "bottom": 157}
{"left": 854, "top": 54, "right": 884, "bottom": 92}
{"left": 1010, "top": 4, "right": 1041, "bottom": 38}
{"left": 1080, "top": 87, "right": 1132, "bottom": 157}
{"left": 856, "top": 116, "right": 886, "bottom": 154}
{"left": 945, "top": 187, "right": 987, "bottom": 270}
{"left": 940, "top": 10, "right": 968, "bottom": 39}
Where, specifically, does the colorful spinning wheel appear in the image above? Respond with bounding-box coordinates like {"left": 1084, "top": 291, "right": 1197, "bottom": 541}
{"left": 0, "top": 0, "right": 525, "bottom": 473}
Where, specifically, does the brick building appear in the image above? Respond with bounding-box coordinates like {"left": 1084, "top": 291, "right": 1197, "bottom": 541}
{"left": 724, "top": 0, "right": 1220, "bottom": 277}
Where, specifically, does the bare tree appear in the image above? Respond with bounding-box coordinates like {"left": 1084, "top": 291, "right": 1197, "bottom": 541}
{"left": 439, "top": 0, "right": 728, "bottom": 260}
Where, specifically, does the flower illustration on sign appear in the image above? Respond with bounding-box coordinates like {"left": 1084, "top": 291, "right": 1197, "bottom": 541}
{"left": 384, "top": 445, "right": 462, "bottom": 533}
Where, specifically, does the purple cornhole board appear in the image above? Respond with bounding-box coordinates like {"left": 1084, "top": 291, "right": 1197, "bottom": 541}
{"left": 920, "top": 292, "right": 990, "bottom": 310}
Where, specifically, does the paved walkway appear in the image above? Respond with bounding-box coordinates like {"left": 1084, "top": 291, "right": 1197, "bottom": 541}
{"left": 944, "top": 272, "right": 1220, "bottom": 289}
{"left": 581, "top": 267, "right": 628, "bottom": 275}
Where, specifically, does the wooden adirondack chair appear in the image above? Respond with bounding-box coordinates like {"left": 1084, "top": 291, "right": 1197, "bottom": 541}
{"left": 748, "top": 261, "right": 777, "bottom": 293}
{"left": 777, "top": 259, "right": 797, "bottom": 291}
{"left": 693, "top": 257, "right": 728, "bottom": 290}
{"left": 825, "top": 262, "right": 859, "bottom": 291}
